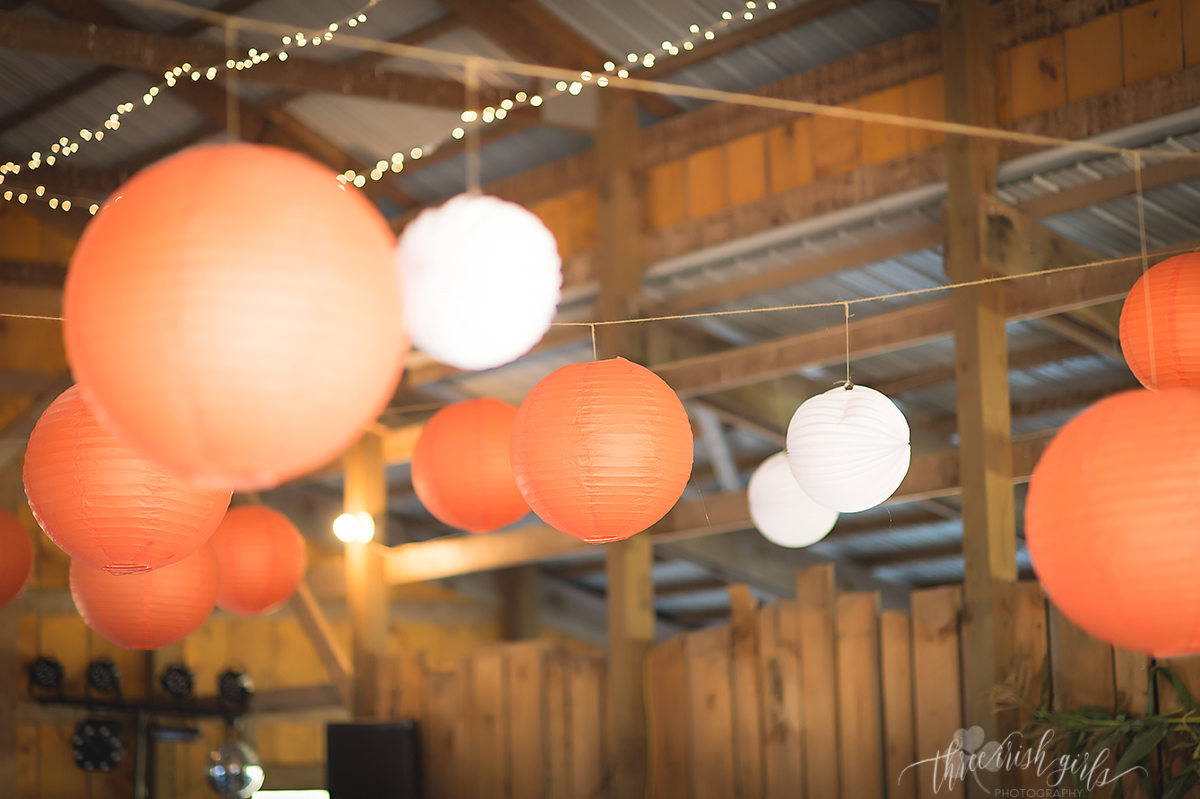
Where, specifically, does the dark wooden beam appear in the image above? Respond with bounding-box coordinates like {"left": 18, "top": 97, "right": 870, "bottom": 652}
{"left": 0, "top": 11, "right": 500, "bottom": 108}
{"left": 437, "top": 0, "right": 678, "bottom": 119}
{"left": 653, "top": 250, "right": 1148, "bottom": 398}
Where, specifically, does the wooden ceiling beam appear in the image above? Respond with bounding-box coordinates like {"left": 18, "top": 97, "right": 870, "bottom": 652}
{"left": 0, "top": 11, "right": 500, "bottom": 108}
{"left": 652, "top": 248, "right": 1155, "bottom": 398}
{"left": 304, "top": 434, "right": 1055, "bottom": 587}
{"left": 870, "top": 340, "right": 1094, "bottom": 397}
{"left": 437, "top": 0, "right": 679, "bottom": 119}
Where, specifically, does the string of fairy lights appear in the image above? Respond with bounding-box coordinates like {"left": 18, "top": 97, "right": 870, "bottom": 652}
{"left": 0, "top": 0, "right": 780, "bottom": 205}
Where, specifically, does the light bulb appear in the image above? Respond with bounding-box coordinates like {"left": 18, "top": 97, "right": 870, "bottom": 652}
{"left": 333, "top": 513, "right": 357, "bottom": 542}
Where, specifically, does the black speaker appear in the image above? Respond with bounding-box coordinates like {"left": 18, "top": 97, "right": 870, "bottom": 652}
{"left": 326, "top": 721, "right": 421, "bottom": 799}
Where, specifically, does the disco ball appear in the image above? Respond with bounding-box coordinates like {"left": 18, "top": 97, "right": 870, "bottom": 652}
{"left": 206, "top": 740, "right": 265, "bottom": 798}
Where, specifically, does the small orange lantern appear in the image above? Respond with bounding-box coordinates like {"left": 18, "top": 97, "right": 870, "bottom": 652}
{"left": 63, "top": 143, "right": 407, "bottom": 491}
{"left": 1120, "top": 254, "right": 1200, "bottom": 389}
{"left": 71, "top": 543, "right": 219, "bottom": 650}
{"left": 0, "top": 508, "right": 33, "bottom": 609}
{"left": 24, "top": 385, "right": 230, "bottom": 575}
{"left": 1025, "top": 388, "right": 1200, "bottom": 656}
{"left": 412, "top": 399, "right": 530, "bottom": 533}
{"left": 510, "top": 358, "right": 693, "bottom": 543}
{"left": 210, "top": 506, "right": 307, "bottom": 616}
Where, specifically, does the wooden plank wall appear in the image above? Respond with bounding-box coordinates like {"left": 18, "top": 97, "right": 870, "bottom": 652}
{"left": 648, "top": 569, "right": 1195, "bottom": 799}
{"left": 527, "top": 0, "right": 1200, "bottom": 288}
{"left": 399, "top": 642, "right": 609, "bottom": 799}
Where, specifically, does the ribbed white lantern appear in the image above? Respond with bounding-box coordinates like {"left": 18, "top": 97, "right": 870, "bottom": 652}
{"left": 748, "top": 452, "right": 839, "bottom": 548}
{"left": 786, "top": 384, "right": 911, "bottom": 513}
{"left": 396, "top": 193, "right": 563, "bottom": 371}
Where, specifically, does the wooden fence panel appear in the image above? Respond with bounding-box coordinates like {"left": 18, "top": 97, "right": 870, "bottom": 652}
{"left": 837, "top": 591, "right": 885, "bottom": 799}
{"left": 423, "top": 668, "right": 462, "bottom": 799}
{"left": 880, "top": 609, "right": 916, "bottom": 799}
{"left": 1048, "top": 603, "right": 1115, "bottom": 714}
{"left": 649, "top": 636, "right": 691, "bottom": 799}
{"left": 506, "top": 642, "right": 545, "bottom": 799}
{"left": 544, "top": 651, "right": 568, "bottom": 799}
{"left": 686, "top": 625, "right": 736, "bottom": 799}
{"left": 729, "top": 585, "right": 764, "bottom": 799}
{"left": 797, "top": 564, "right": 840, "bottom": 799}
{"left": 566, "top": 657, "right": 606, "bottom": 799}
{"left": 1007, "top": 582, "right": 1050, "bottom": 792}
{"left": 912, "top": 586, "right": 964, "bottom": 799}
{"left": 471, "top": 649, "right": 507, "bottom": 799}
{"left": 757, "top": 601, "right": 803, "bottom": 799}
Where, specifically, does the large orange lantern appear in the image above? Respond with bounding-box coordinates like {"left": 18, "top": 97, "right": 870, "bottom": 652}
{"left": 24, "top": 385, "right": 230, "bottom": 575}
{"left": 510, "top": 358, "right": 693, "bottom": 543}
{"left": 1120, "top": 254, "right": 1200, "bottom": 389}
{"left": 1025, "top": 389, "right": 1200, "bottom": 656}
{"left": 71, "top": 543, "right": 219, "bottom": 650}
{"left": 412, "top": 399, "right": 530, "bottom": 533}
{"left": 210, "top": 506, "right": 307, "bottom": 616}
{"left": 63, "top": 143, "right": 407, "bottom": 491}
{"left": 0, "top": 508, "right": 33, "bottom": 609}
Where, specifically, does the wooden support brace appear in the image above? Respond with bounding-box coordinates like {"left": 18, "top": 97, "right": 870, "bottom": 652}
{"left": 288, "top": 580, "right": 354, "bottom": 709}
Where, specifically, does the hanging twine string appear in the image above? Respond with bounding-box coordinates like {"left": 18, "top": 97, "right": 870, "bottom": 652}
{"left": 590, "top": 323, "right": 598, "bottom": 361}
{"left": 843, "top": 301, "right": 852, "bottom": 389}
{"left": 224, "top": 20, "right": 240, "bottom": 142}
{"left": 1132, "top": 151, "right": 1157, "bottom": 389}
{"left": 464, "top": 58, "right": 482, "bottom": 197}
{"left": 7, "top": 243, "right": 1196, "bottom": 326}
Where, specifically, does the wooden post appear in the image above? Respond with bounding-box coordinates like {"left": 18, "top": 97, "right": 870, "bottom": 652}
{"left": 498, "top": 565, "right": 539, "bottom": 641}
{"left": 0, "top": 460, "right": 21, "bottom": 798}
{"left": 597, "top": 85, "right": 654, "bottom": 799}
{"left": 343, "top": 431, "right": 389, "bottom": 720}
{"left": 942, "top": 0, "right": 1015, "bottom": 790}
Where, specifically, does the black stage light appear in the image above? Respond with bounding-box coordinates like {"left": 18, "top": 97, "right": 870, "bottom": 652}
{"left": 160, "top": 664, "right": 195, "bottom": 698}
{"left": 72, "top": 720, "right": 123, "bottom": 773}
{"left": 28, "top": 656, "right": 64, "bottom": 691}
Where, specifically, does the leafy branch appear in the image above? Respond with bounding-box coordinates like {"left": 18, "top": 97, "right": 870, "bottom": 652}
{"left": 993, "top": 663, "right": 1200, "bottom": 799}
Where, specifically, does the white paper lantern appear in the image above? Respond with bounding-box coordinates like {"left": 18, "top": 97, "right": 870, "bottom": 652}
{"left": 396, "top": 193, "right": 563, "bottom": 371}
{"left": 748, "top": 452, "right": 839, "bottom": 548}
{"left": 786, "top": 384, "right": 911, "bottom": 513}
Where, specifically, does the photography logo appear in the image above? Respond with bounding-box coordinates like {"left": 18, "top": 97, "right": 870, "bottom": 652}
{"left": 899, "top": 725, "right": 1145, "bottom": 796}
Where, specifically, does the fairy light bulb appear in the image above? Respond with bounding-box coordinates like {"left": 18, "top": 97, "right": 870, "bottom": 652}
{"left": 332, "top": 512, "right": 375, "bottom": 543}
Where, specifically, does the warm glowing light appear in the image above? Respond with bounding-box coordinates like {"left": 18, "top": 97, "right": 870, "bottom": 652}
{"left": 690, "top": 23, "right": 700, "bottom": 32}
{"left": 501, "top": 99, "right": 514, "bottom": 110}
{"left": 603, "top": 61, "right": 615, "bottom": 71}
{"left": 568, "top": 82, "right": 582, "bottom": 95}
{"left": 452, "top": 127, "right": 465, "bottom": 139}
{"left": 516, "top": 91, "right": 527, "bottom": 102}
{"left": 410, "top": 147, "right": 422, "bottom": 159}
{"left": 461, "top": 110, "right": 477, "bottom": 122}
{"left": 332, "top": 512, "right": 375, "bottom": 543}
{"left": 618, "top": 69, "right": 629, "bottom": 78}
{"left": 627, "top": 53, "right": 638, "bottom": 62}
{"left": 555, "top": 81, "right": 567, "bottom": 91}
{"left": 530, "top": 95, "right": 543, "bottom": 106}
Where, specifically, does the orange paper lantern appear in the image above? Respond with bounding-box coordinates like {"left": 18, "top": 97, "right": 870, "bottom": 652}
{"left": 0, "top": 508, "right": 33, "bottom": 609}
{"left": 24, "top": 385, "right": 230, "bottom": 575}
{"left": 1120, "top": 254, "right": 1200, "bottom": 389}
{"left": 71, "top": 543, "right": 219, "bottom": 650}
{"left": 510, "top": 358, "right": 693, "bottom": 543}
{"left": 413, "top": 399, "right": 530, "bottom": 533}
{"left": 63, "top": 143, "right": 407, "bottom": 491}
{"left": 1025, "top": 389, "right": 1200, "bottom": 657}
{"left": 211, "top": 505, "right": 307, "bottom": 616}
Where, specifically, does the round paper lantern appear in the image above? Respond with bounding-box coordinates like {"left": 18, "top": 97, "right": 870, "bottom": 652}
{"left": 63, "top": 143, "right": 407, "bottom": 491}
{"left": 748, "top": 452, "right": 839, "bottom": 548}
{"left": 0, "top": 508, "right": 34, "bottom": 609}
{"left": 510, "top": 358, "right": 693, "bottom": 543}
{"left": 210, "top": 506, "right": 307, "bottom": 616}
{"left": 1119, "top": 254, "right": 1200, "bottom": 390}
{"left": 786, "top": 384, "right": 910, "bottom": 513}
{"left": 24, "top": 385, "right": 231, "bottom": 575}
{"left": 71, "top": 543, "right": 218, "bottom": 650}
{"left": 397, "top": 193, "right": 562, "bottom": 371}
{"left": 412, "top": 398, "right": 530, "bottom": 533}
{"left": 1025, "top": 389, "right": 1200, "bottom": 657}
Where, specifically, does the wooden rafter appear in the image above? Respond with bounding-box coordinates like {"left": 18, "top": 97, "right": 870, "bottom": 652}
{"left": 0, "top": 11, "right": 502, "bottom": 108}
{"left": 303, "top": 434, "right": 1055, "bottom": 588}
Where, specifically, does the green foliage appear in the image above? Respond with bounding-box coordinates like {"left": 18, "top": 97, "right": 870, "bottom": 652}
{"left": 1008, "top": 666, "right": 1200, "bottom": 799}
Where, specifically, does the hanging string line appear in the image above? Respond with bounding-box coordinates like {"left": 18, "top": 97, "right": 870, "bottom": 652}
{"left": 590, "top": 324, "right": 598, "bottom": 361}
{"left": 9, "top": 241, "right": 1192, "bottom": 326}
{"left": 1132, "top": 152, "right": 1158, "bottom": 389}
{"left": 843, "top": 302, "right": 852, "bottom": 388}
{"left": 546, "top": 240, "right": 1199, "bottom": 330}
{"left": 111, "top": 0, "right": 1200, "bottom": 166}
